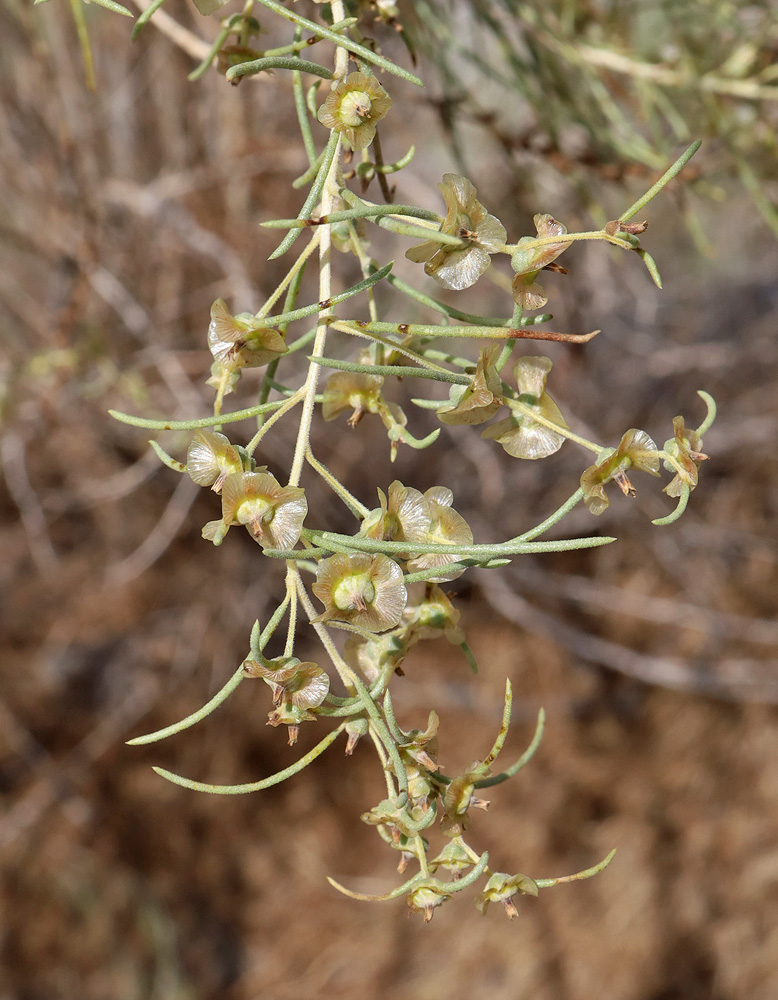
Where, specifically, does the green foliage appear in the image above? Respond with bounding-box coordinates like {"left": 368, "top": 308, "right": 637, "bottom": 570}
{"left": 56, "top": 0, "right": 718, "bottom": 921}
{"left": 417, "top": 0, "right": 778, "bottom": 238}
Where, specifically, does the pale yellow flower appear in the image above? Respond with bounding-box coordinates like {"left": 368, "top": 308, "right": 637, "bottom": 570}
{"left": 406, "top": 174, "right": 506, "bottom": 291}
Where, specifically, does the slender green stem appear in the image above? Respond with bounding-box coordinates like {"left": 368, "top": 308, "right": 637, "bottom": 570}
{"left": 695, "top": 390, "right": 717, "bottom": 437}
{"left": 245, "top": 389, "right": 305, "bottom": 456}
{"left": 620, "top": 140, "right": 701, "bottom": 222}
{"left": 127, "top": 666, "right": 246, "bottom": 746}
{"left": 262, "top": 205, "right": 441, "bottom": 229}
{"left": 289, "top": 137, "right": 341, "bottom": 486}
{"left": 305, "top": 527, "right": 616, "bottom": 559}
{"left": 252, "top": 0, "right": 423, "bottom": 85}
{"left": 381, "top": 690, "right": 406, "bottom": 743}
{"left": 227, "top": 56, "right": 334, "bottom": 84}
{"left": 131, "top": 0, "right": 167, "bottom": 40}
{"left": 517, "top": 488, "right": 584, "bottom": 542}
{"left": 68, "top": 0, "right": 96, "bottom": 91}
{"left": 306, "top": 448, "right": 369, "bottom": 518}
{"left": 188, "top": 25, "right": 231, "bottom": 81}
{"left": 257, "top": 232, "right": 321, "bottom": 318}
{"left": 270, "top": 131, "right": 340, "bottom": 261}
{"left": 535, "top": 848, "right": 617, "bottom": 888}
{"left": 330, "top": 319, "right": 598, "bottom": 343}
{"left": 293, "top": 152, "right": 324, "bottom": 189}
{"left": 292, "top": 28, "right": 317, "bottom": 165}
{"left": 310, "top": 356, "right": 470, "bottom": 385}
{"left": 651, "top": 482, "right": 690, "bottom": 526}
{"left": 153, "top": 726, "right": 345, "bottom": 794}
{"left": 256, "top": 255, "right": 308, "bottom": 428}
{"left": 284, "top": 584, "right": 298, "bottom": 657}
{"left": 109, "top": 400, "right": 286, "bottom": 431}
{"left": 263, "top": 261, "right": 393, "bottom": 326}
{"left": 504, "top": 397, "right": 603, "bottom": 454}
{"left": 293, "top": 573, "right": 409, "bottom": 797}
{"left": 474, "top": 708, "right": 546, "bottom": 789}
{"left": 327, "top": 322, "right": 455, "bottom": 372}
{"left": 482, "top": 679, "right": 513, "bottom": 769}
{"left": 149, "top": 440, "right": 186, "bottom": 473}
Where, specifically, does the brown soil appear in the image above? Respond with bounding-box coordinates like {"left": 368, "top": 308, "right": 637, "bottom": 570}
{"left": 2, "top": 5, "right": 778, "bottom": 999}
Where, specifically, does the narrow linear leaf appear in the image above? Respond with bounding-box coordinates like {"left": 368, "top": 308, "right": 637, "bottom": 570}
{"left": 227, "top": 56, "right": 333, "bottom": 83}
{"left": 253, "top": 0, "right": 423, "bottom": 85}
{"left": 151, "top": 726, "right": 344, "bottom": 794}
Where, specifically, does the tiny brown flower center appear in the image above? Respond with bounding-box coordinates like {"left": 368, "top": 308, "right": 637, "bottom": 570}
{"left": 237, "top": 496, "right": 274, "bottom": 526}
{"left": 339, "top": 90, "right": 372, "bottom": 128}
{"left": 333, "top": 573, "right": 377, "bottom": 612}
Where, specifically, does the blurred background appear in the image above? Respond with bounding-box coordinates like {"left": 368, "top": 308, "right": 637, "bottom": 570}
{"left": 2, "top": 1, "right": 778, "bottom": 997}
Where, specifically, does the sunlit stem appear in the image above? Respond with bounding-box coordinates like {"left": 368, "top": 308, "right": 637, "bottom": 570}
{"left": 386, "top": 272, "right": 510, "bottom": 327}
{"left": 635, "top": 247, "right": 663, "bottom": 288}
{"left": 293, "top": 152, "right": 324, "bottom": 189}
{"left": 228, "top": 55, "right": 334, "bottom": 84}
{"left": 132, "top": 0, "right": 168, "bottom": 41}
{"left": 256, "top": 257, "right": 308, "bottom": 429}
{"left": 327, "top": 321, "right": 455, "bottom": 372}
{"left": 289, "top": 136, "right": 341, "bottom": 487}
{"left": 256, "top": 231, "right": 321, "bottom": 319}
{"left": 495, "top": 306, "right": 521, "bottom": 371}
{"left": 535, "top": 848, "right": 617, "bottom": 888}
{"left": 376, "top": 144, "right": 416, "bottom": 174}
{"left": 251, "top": 0, "right": 423, "bottom": 82}
{"left": 263, "top": 261, "right": 393, "bottom": 327}
{"left": 251, "top": 594, "right": 293, "bottom": 658}
{"left": 517, "top": 488, "right": 584, "bottom": 542}
{"left": 327, "top": 870, "right": 426, "bottom": 903}
{"left": 328, "top": 847, "right": 489, "bottom": 901}
{"left": 153, "top": 725, "right": 346, "bottom": 795}
{"left": 245, "top": 388, "right": 305, "bottom": 456}
{"left": 376, "top": 216, "right": 467, "bottom": 247}
{"left": 504, "top": 397, "right": 603, "bottom": 454}
{"left": 213, "top": 367, "right": 232, "bottom": 418}
{"left": 284, "top": 578, "right": 298, "bottom": 657}
{"left": 306, "top": 447, "right": 369, "bottom": 518}
{"left": 293, "top": 571, "right": 409, "bottom": 797}
{"left": 482, "top": 679, "right": 513, "bottom": 768}
{"left": 331, "top": 319, "right": 598, "bottom": 343}
{"left": 501, "top": 230, "right": 633, "bottom": 254}
{"left": 620, "top": 140, "right": 701, "bottom": 222}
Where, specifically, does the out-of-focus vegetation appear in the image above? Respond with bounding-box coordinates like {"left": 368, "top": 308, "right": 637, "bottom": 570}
{"left": 417, "top": 0, "right": 778, "bottom": 241}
